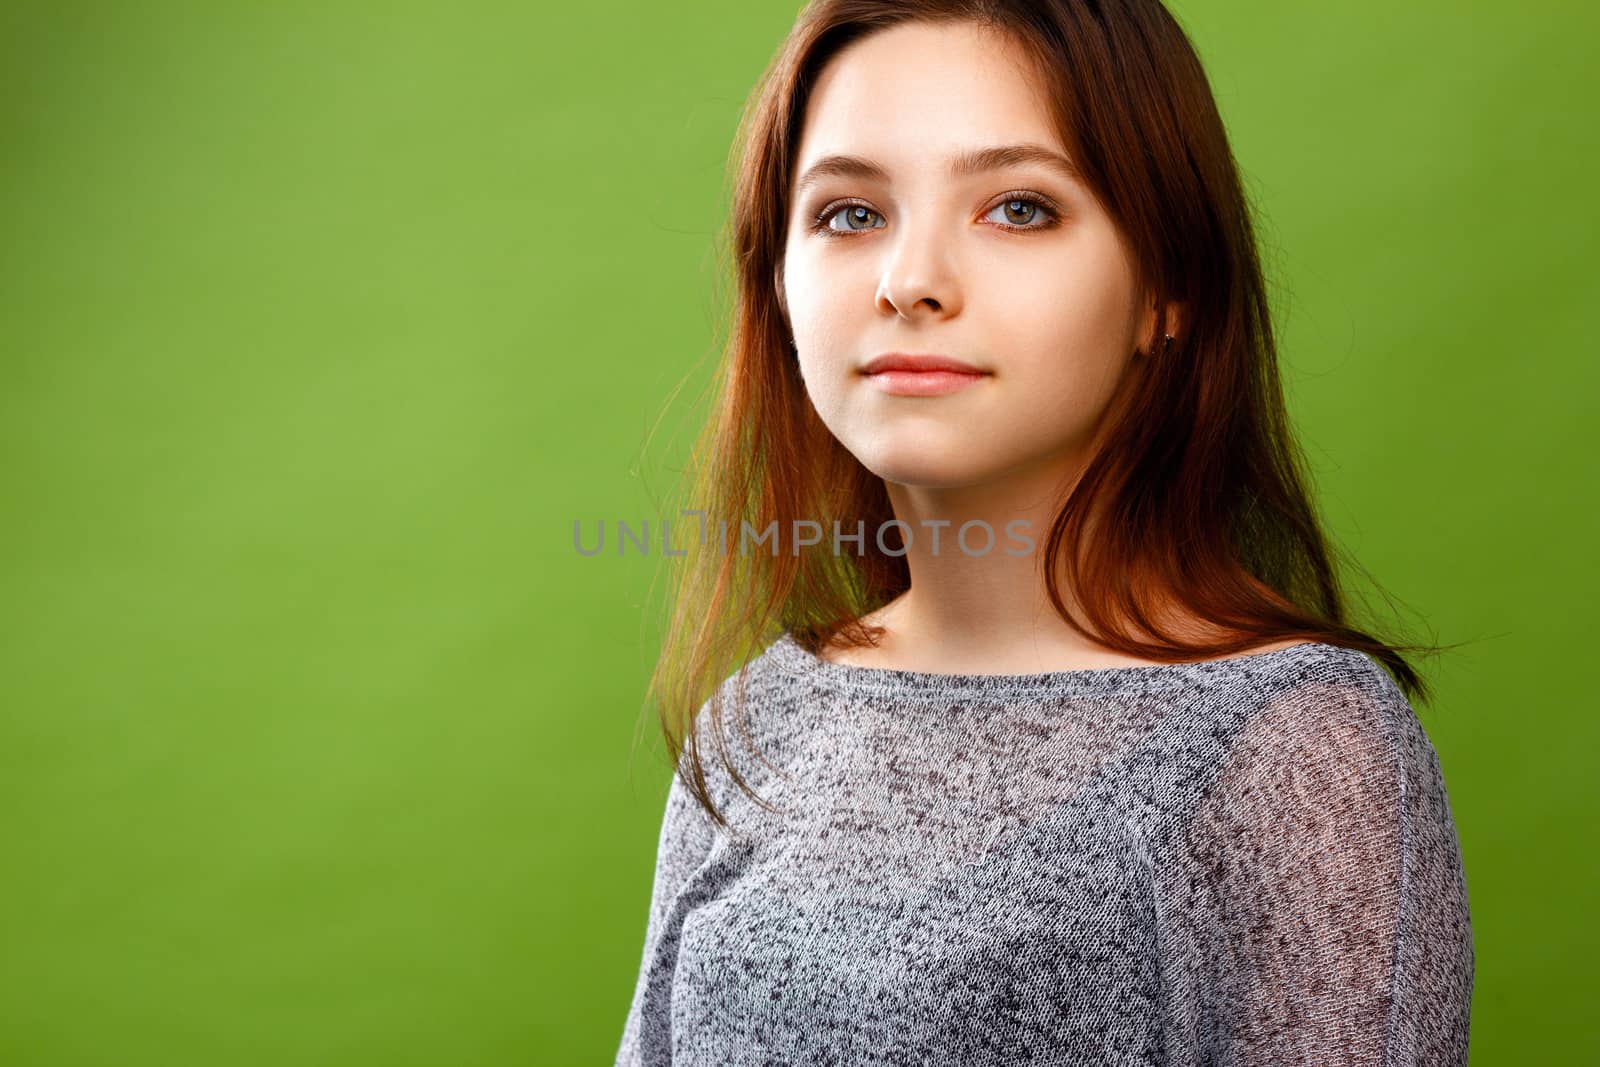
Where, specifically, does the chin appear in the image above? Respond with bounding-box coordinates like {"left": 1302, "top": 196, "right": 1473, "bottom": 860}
{"left": 853, "top": 447, "right": 999, "bottom": 491}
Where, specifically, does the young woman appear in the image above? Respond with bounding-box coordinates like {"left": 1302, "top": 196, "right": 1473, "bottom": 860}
{"left": 617, "top": 2, "right": 1474, "bottom": 1063}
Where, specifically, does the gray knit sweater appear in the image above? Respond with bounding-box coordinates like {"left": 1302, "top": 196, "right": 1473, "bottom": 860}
{"left": 615, "top": 632, "right": 1474, "bottom": 1065}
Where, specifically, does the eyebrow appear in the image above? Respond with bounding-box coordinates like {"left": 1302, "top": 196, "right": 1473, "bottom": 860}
{"left": 793, "top": 143, "right": 1083, "bottom": 197}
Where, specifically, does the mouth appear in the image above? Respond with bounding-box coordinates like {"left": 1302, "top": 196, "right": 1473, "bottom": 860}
{"left": 860, "top": 352, "right": 991, "bottom": 397}
{"left": 861, "top": 352, "right": 985, "bottom": 375}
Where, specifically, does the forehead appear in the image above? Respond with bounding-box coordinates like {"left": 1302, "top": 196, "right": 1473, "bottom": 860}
{"left": 794, "top": 21, "right": 1064, "bottom": 166}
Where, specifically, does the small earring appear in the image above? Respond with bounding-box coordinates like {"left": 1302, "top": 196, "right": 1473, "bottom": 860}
{"left": 1140, "top": 333, "right": 1175, "bottom": 358}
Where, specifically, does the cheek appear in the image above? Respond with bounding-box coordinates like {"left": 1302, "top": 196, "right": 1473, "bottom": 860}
{"left": 784, "top": 254, "right": 862, "bottom": 392}
{"left": 781, "top": 235, "right": 823, "bottom": 301}
{"left": 783, "top": 248, "right": 854, "bottom": 333}
{"left": 972, "top": 267, "right": 1139, "bottom": 437}
{"left": 794, "top": 337, "right": 856, "bottom": 419}
{"left": 984, "top": 253, "right": 1137, "bottom": 369}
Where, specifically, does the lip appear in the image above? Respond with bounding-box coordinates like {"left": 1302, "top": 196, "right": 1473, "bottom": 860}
{"left": 860, "top": 352, "right": 990, "bottom": 397}
{"left": 861, "top": 352, "right": 986, "bottom": 375}
{"left": 865, "top": 370, "right": 988, "bottom": 396}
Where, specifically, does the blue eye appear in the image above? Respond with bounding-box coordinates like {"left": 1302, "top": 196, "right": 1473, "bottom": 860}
{"left": 987, "top": 199, "right": 1045, "bottom": 226}
{"left": 821, "top": 203, "right": 885, "bottom": 234}
{"left": 810, "top": 192, "right": 1061, "bottom": 238}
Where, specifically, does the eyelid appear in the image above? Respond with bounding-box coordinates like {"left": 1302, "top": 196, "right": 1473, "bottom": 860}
{"left": 985, "top": 188, "right": 1065, "bottom": 217}
{"left": 808, "top": 188, "right": 1065, "bottom": 236}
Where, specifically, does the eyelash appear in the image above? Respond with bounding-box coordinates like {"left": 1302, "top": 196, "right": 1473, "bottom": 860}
{"left": 807, "top": 189, "right": 1064, "bottom": 239}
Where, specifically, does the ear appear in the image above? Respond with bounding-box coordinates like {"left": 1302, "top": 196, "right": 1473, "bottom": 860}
{"left": 774, "top": 260, "right": 792, "bottom": 329}
{"left": 1139, "top": 297, "right": 1187, "bottom": 355}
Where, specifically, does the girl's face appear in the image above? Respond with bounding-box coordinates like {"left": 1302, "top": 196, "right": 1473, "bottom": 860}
{"left": 781, "top": 21, "right": 1157, "bottom": 492}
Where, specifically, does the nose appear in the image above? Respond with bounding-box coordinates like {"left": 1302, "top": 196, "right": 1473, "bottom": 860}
{"left": 875, "top": 224, "right": 962, "bottom": 321}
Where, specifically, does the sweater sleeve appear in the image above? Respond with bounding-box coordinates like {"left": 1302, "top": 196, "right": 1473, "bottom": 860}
{"left": 1183, "top": 668, "right": 1474, "bottom": 1065}
{"left": 614, "top": 760, "right": 719, "bottom": 1066}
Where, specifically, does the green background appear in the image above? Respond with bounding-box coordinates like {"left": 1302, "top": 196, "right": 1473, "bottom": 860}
{"left": 1, "top": 2, "right": 1593, "bottom": 1063}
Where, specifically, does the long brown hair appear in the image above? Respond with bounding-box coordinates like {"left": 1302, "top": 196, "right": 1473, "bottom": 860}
{"left": 638, "top": 0, "right": 1458, "bottom": 829}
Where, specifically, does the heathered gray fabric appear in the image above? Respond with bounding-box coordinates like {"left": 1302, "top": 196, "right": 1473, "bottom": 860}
{"left": 616, "top": 631, "right": 1474, "bottom": 1065}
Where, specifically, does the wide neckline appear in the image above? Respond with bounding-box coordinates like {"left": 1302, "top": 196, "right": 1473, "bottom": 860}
{"left": 765, "top": 630, "right": 1339, "bottom": 697}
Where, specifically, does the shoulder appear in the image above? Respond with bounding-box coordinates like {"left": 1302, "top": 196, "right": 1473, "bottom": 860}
{"left": 1246, "top": 640, "right": 1404, "bottom": 735}
{"left": 1203, "top": 643, "right": 1436, "bottom": 822}
{"left": 678, "top": 635, "right": 817, "bottom": 790}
